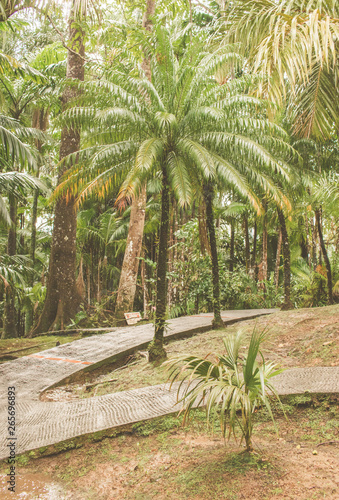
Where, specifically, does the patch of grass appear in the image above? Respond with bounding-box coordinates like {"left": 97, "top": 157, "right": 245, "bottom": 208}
{"left": 0, "top": 334, "right": 83, "bottom": 362}
{"left": 132, "top": 415, "right": 182, "bottom": 436}
{"left": 172, "top": 451, "right": 276, "bottom": 499}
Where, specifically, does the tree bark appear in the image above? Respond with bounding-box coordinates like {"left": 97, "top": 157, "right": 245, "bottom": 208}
{"left": 203, "top": 181, "right": 223, "bottom": 328}
{"left": 244, "top": 215, "right": 250, "bottom": 273}
{"left": 115, "top": 0, "right": 155, "bottom": 317}
{"left": 310, "top": 216, "right": 317, "bottom": 270}
{"left": 115, "top": 186, "right": 147, "bottom": 315}
{"left": 148, "top": 166, "right": 169, "bottom": 363}
{"left": 250, "top": 220, "right": 257, "bottom": 277}
{"left": 277, "top": 208, "right": 293, "bottom": 310}
{"left": 3, "top": 195, "right": 17, "bottom": 338}
{"left": 229, "top": 220, "right": 235, "bottom": 272}
{"left": 198, "top": 198, "right": 211, "bottom": 255}
{"left": 30, "top": 4, "right": 84, "bottom": 335}
{"left": 261, "top": 200, "right": 268, "bottom": 285}
{"left": 274, "top": 228, "right": 282, "bottom": 290}
{"left": 25, "top": 109, "right": 49, "bottom": 334}
{"left": 315, "top": 208, "right": 333, "bottom": 304}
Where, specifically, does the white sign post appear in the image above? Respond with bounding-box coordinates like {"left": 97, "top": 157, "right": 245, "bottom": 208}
{"left": 124, "top": 312, "right": 142, "bottom": 325}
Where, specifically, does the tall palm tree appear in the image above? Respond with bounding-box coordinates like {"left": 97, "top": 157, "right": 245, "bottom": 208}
{"left": 57, "top": 26, "right": 296, "bottom": 361}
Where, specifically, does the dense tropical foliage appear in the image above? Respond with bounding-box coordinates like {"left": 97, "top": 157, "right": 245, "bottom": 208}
{"left": 0, "top": 0, "right": 337, "bottom": 359}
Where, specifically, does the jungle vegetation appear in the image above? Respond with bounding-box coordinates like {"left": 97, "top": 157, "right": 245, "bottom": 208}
{"left": 0, "top": 0, "right": 338, "bottom": 362}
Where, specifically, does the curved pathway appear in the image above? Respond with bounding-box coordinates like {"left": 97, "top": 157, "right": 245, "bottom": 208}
{"left": 0, "top": 309, "right": 338, "bottom": 460}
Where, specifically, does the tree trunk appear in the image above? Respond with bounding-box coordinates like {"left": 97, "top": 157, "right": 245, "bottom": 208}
{"left": 3, "top": 195, "right": 17, "bottom": 339}
{"left": 250, "top": 220, "right": 257, "bottom": 277}
{"left": 310, "top": 216, "right": 317, "bottom": 270}
{"left": 115, "top": 186, "right": 147, "bottom": 316}
{"left": 203, "top": 181, "right": 223, "bottom": 328}
{"left": 262, "top": 201, "right": 268, "bottom": 285}
{"left": 148, "top": 166, "right": 169, "bottom": 363}
{"left": 244, "top": 215, "right": 250, "bottom": 273}
{"left": 274, "top": 228, "right": 282, "bottom": 289}
{"left": 26, "top": 109, "right": 49, "bottom": 334}
{"left": 305, "top": 213, "right": 312, "bottom": 270}
{"left": 315, "top": 208, "right": 333, "bottom": 304}
{"left": 115, "top": 0, "right": 155, "bottom": 317}
{"left": 229, "top": 220, "right": 235, "bottom": 272}
{"left": 30, "top": 4, "right": 84, "bottom": 335}
{"left": 277, "top": 208, "right": 293, "bottom": 310}
{"left": 198, "top": 197, "right": 211, "bottom": 255}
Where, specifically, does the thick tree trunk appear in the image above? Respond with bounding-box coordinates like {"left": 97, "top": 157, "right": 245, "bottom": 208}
{"left": 115, "top": 186, "right": 147, "bottom": 316}
{"left": 274, "top": 228, "right": 282, "bottom": 289}
{"left": 30, "top": 6, "right": 84, "bottom": 335}
{"left": 3, "top": 195, "right": 17, "bottom": 339}
{"left": 204, "top": 181, "right": 223, "bottom": 328}
{"left": 115, "top": 1, "right": 155, "bottom": 317}
{"left": 315, "top": 208, "right": 333, "bottom": 304}
{"left": 277, "top": 208, "right": 293, "bottom": 310}
{"left": 148, "top": 166, "right": 169, "bottom": 363}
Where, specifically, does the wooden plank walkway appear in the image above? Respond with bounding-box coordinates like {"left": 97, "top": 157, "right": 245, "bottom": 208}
{"left": 0, "top": 309, "right": 338, "bottom": 460}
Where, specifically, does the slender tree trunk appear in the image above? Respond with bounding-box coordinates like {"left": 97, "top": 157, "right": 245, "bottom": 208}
{"left": 250, "top": 220, "right": 257, "bottom": 277}
{"left": 277, "top": 208, "right": 293, "bottom": 310}
{"left": 198, "top": 198, "right": 211, "bottom": 255}
{"left": 229, "top": 220, "right": 235, "bottom": 272}
{"left": 141, "top": 248, "right": 148, "bottom": 318}
{"left": 204, "top": 181, "right": 223, "bottom": 328}
{"left": 25, "top": 186, "right": 39, "bottom": 334}
{"left": 244, "top": 215, "right": 250, "bottom": 273}
{"left": 87, "top": 260, "right": 91, "bottom": 306}
{"left": 262, "top": 201, "right": 268, "bottom": 285}
{"left": 148, "top": 166, "right": 169, "bottom": 363}
{"left": 115, "top": 0, "right": 155, "bottom": 317}
{"left": 274, "top": 228, "right": 282, "bottom": 290}
{"left": 310, "top": 216, "right": 317, "bottom": 270}
{"left": 305, "top": 214, "right": 312, "bottom": 270}
{"left": 26, "top": 109, "right": 49, "bottom": 334}
{"left": 3, "top": 195, "right": 17, "bottom": 338}
{"left": 315, "top": 208, "right": 333, "bottom": 304}
{"left": 31, "top": 5, "right": 84, "bottom": 335}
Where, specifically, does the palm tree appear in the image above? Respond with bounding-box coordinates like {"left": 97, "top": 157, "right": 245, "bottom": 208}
{"left": 166, "top": 326, "right": 284, "bottom": 452}
{"left": 227, "top": 0, "right": 339, "bottom": 140}
{"left": 57, "top": 26, "right": 296, "bottom": 361}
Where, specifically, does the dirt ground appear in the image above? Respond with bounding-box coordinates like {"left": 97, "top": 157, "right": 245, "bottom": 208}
{"left": 0, "top": 401, "right": 338, "bottom": 500}
{"left": 1, "top": 305, "right": 338, "bottom": 499}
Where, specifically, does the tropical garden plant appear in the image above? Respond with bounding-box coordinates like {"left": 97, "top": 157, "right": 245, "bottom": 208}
{"left": 166, "top": 326, "right": 284, "bottom": 452}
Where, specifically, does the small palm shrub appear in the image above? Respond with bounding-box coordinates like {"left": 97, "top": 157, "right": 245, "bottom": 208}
{"left": 165, "top": 327, "right": 284, "bottom": 452}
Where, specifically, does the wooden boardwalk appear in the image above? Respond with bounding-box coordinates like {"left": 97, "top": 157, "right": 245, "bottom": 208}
{"left": 0, "top": 309, "right": 338, "bottom": 460}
